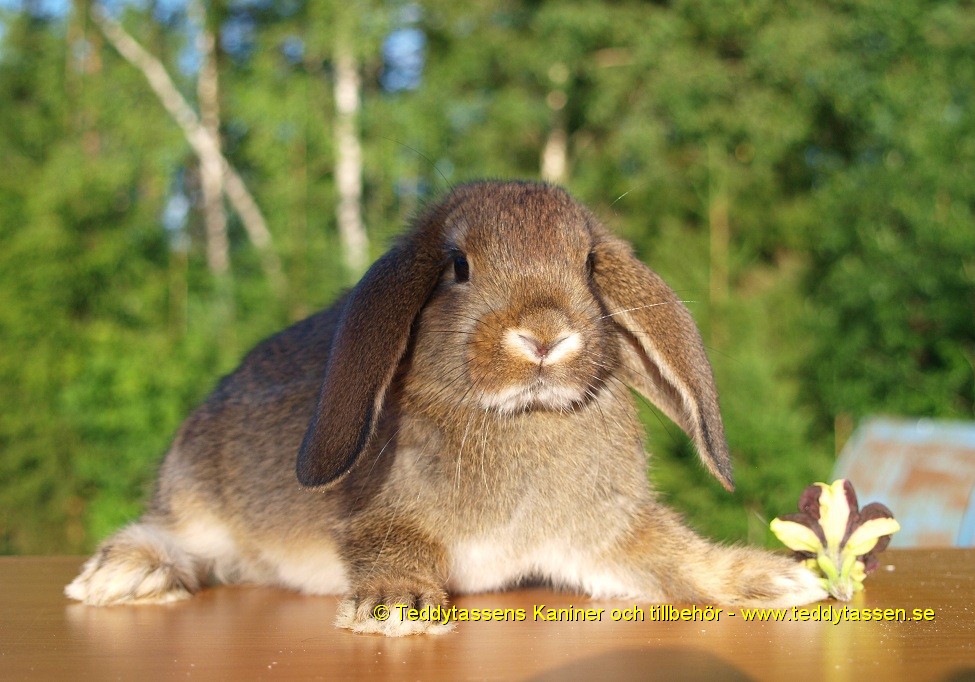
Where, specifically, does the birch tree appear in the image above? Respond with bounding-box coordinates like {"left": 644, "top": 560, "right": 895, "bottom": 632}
{"left": 540, "top": 62, "right": 569, "bottom": 184}
{"left": 188, "top": 0, "right": 229, "bottom": 280}
{"left": 90, "top": 3, "right": 284, "bottom": 297}
{"left": 333, "top": 35, "right": 369, "bottom": 278}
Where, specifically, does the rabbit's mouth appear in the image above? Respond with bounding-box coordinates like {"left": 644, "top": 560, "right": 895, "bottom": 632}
{"left": 477, "top": 380, "right": 589, "bottom": 415}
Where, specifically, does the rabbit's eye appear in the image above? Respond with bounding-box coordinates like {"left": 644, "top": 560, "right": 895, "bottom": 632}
{"left": 453, "top": 255, "right": 470, "bottom": 283}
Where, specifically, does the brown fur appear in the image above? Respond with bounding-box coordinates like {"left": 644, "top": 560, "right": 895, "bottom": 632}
{"left": 66, "top": 181, "right": 826, "bottom": 635}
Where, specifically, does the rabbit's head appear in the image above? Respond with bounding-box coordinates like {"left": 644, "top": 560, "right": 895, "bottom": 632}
{"left": 297, "top": 181, "right": 733, "bottom": 492}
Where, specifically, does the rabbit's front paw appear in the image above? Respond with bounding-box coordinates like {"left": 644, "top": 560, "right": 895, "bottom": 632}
{"left": 765, "top": 561, "right": 830, "bottom": 608}
{"left": 335, "top": 579, "right": 453, "bottom": 636}
{"left": 694, "top": 545, "right": 830, "bottom": 608}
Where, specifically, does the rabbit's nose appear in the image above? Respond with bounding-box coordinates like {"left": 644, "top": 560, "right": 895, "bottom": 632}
{"left": 506, "top": 329, "right": 582, "bottom": 365}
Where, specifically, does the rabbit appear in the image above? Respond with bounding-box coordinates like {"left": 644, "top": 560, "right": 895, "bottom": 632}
{"left": 66, "top": 180, "right": 827, "bottom": 635}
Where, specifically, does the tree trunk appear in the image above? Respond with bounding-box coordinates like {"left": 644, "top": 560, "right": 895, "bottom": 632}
{"left": 540, "top": 124, "right": 568, "bottom": 184}
{"left": 541, "top": 64, "right": 569, "bottom": 184}
{"left": 189, "top": 0, "right": 229, "bottom": 279}
{"left": 333, "top": 39, "right": 369, "bottom": 279}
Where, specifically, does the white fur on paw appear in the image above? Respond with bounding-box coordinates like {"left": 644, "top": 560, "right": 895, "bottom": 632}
{"left": 64, "top": 524, "right": 201, "bottom": 606}
{"left": 765, "top": 564, "right": 830, "bottom": 608}
{"left": 334, "top": 598, "right": 454, "bottom": 637}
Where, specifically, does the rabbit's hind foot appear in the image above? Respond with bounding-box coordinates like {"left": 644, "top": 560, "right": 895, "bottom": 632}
{"left": 65, "top": 522, "right": 205, "bottom": 606}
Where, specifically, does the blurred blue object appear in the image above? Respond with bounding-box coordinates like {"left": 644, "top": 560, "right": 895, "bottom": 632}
{"left": 834, "top": 418, "right": 975, "bottom": 547}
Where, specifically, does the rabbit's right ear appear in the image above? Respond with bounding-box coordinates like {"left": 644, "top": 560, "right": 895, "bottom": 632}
{"left": 296, "top": 234, "right": 446, "bottom": 488}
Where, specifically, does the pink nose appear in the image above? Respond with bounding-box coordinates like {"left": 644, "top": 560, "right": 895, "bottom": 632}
{"left": 518, "top": 334, "right": 553, "bottom": 359}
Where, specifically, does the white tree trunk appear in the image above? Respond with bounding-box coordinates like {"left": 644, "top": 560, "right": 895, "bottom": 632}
{"left": 541, "top": 65, "right": 569, "bottom": 184}
{"left": 189, "top": 0, "right": 229, "bottom": 278}
{"left": 540, "top": 124, "right": 567, "bottom": 184}
{"left": 333, "top": 40, "right": 369, "bottom": 278}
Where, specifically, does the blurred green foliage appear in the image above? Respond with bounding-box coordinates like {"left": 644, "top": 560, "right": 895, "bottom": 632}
{"left": 0, "top": 0, "right": 972, "bottom": 554}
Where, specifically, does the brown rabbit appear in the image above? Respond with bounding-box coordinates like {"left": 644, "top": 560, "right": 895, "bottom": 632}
{"left": 66, "top": 181, "right": 826, "bottom": 635}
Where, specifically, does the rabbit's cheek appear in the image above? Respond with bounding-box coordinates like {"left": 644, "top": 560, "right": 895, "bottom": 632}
{"left": 465, "top": 311, "right": 517, "bottom": 392}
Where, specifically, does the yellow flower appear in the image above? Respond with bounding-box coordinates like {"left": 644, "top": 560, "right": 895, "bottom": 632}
{"left": 769, "top": 479, "right": 899, "bottom": 601}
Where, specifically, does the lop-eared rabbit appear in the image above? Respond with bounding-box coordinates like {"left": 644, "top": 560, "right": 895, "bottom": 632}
{"left": 67, "top": 181, "right": 825, "bottom": 635}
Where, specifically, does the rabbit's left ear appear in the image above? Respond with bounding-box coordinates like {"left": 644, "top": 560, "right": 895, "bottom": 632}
{"left": 591, "top": 236, "right": 735, "bottom": 491}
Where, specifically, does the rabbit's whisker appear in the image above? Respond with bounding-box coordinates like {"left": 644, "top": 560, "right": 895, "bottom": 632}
{"left": 597, "top": 301, "right": 697, "bottom": 322}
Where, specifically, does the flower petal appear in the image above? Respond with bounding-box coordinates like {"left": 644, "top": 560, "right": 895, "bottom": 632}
{"left": 861, "top": 551, "right": 882, "bottom": 574}
{"left": 770, "top": 518, "right": 825, "bottom": 553}
{"left": 845, "top": 517, "right": 901, "bottom": 556}
{"left": 841, "top": 479, "right": 860, "bottom": 515}
{"left": 797, "top": 484, "right": 824, "bottom": 521}
{"left": 840, "top": 479, "right": 862, "bottom": 545}
{"left": 870, "top": 533, "right": 892, "bottom": 556}
{"left": 858, "top": 501, "right": 895, "bottom": 523}
{"left": 818, "top": 480, "right": 853, "bottom": 549}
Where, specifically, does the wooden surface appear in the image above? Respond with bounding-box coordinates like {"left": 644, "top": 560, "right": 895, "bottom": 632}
{"left": 1, "top": 550, "right": 973, "bottom": 681}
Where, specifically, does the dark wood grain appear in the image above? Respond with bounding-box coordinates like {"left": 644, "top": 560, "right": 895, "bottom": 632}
{"left": 1, "top": 550, "right": 973, "bottom": 680}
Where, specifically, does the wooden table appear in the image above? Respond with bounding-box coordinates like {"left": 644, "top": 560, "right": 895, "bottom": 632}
{"left": 2, "top": 550, "right": 973, "bottom": 680}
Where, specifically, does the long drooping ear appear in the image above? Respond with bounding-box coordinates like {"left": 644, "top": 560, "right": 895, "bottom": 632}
{"left": 591, "top": 234, "right": 735, "bottom": 492}
{"left": 296, "top": 233, "right": 446, "bottom": 488}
